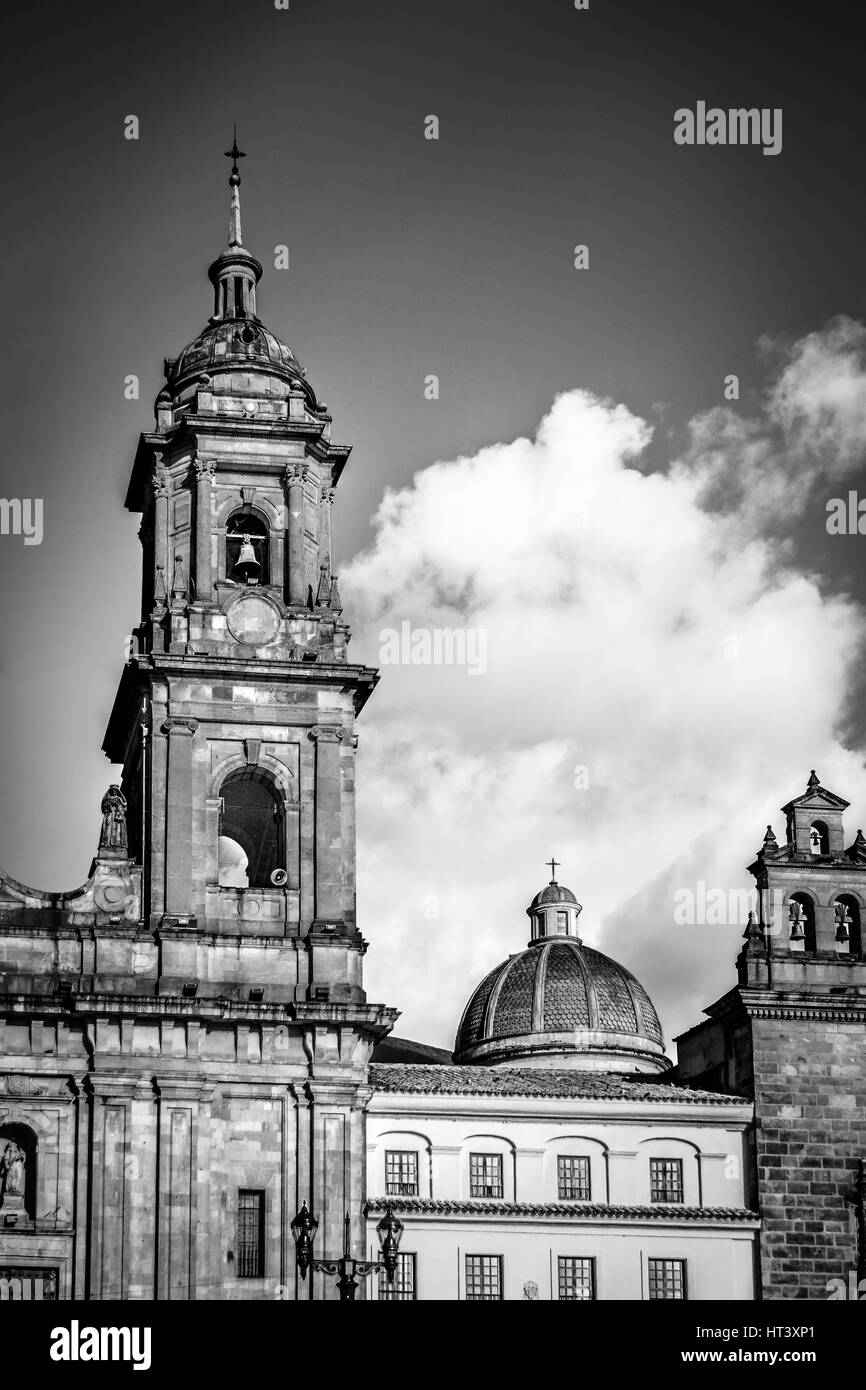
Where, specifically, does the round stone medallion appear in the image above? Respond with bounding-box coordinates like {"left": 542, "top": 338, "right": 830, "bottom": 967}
{"left": 226, "top": 593, "right": 281, "bottom": 645}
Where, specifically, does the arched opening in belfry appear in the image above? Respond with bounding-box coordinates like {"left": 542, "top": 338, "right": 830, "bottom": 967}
{"left": 218, "top": 768, "right": 284, "bottom": 889}
{"left": 788, "top": 892, "right": 817, "bottom": 952}
{"left": 834, "top": 894, "right": 863, "bottom": 955}
{"left": 226, "top": 510, "right": 270, "bottom": 585}
{"left": 809, "top": 821, "right": 830, "bottom": 855}
{"left": 0, "top": 1121, "right": 38, "bottom": 1221}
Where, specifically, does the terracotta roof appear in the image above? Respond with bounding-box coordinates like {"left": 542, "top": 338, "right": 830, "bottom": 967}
{"left": 365, "top": 1197, "right": 759, "bottom": 1223}
{"left": 368, "top": 1063, "right": 748, "bottom": 1105}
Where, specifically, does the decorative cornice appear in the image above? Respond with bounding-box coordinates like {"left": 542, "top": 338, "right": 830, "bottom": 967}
{"left": 364, "top": 1197, "right": 760, "bottom": 1224}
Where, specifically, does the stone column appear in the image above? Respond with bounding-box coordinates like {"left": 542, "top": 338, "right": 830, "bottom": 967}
{"left": 194, "top": 458, "right": 215, "bottom": 603}
{"left": 152, "top": 467, "right": 170, "bottom": 611}
{"left": 161, "top": 718, "right": 198, "bottom": 921}
{"left": 286, "top": 463, "right": 309, "bottom": 606}
{"left": 154, "top": 1079, "right": 210, "bottom": 1301}
{"left": 309, "top": 726, "right": 345, "bottom": 924}
{"left": 318, "top": 487, "right": 334, "bottom": 576}
{"left": 86, "top": 1074, "right": 142, "bottom": 1300}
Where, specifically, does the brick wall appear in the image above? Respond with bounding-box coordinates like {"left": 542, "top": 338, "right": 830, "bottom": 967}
{"left": 751, "top": 1017, "right": 865, "bottom": 1299}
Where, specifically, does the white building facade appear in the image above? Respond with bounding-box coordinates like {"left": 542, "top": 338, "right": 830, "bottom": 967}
{"left": 364, "top": 878, "right": 759, "bottom": 1301}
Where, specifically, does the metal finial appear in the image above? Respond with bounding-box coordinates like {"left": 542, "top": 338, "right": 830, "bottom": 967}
{"left": 224, "top": 125, "right": 246, "bottom": 179}
{"left": 546, "top": 857, "right": 560, "bottom": 882}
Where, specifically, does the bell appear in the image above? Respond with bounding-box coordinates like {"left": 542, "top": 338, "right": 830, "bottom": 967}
{"left": 234, "top": 535, "right": 260, "bottom": 584}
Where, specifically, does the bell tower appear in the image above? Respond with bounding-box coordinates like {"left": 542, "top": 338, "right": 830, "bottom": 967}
{"left": 90, "top": 145, "right": 397, "bottom": 1298}
{"left": 676, "top": 771, "right": 866, "bottom": 1300}
{"left": 105, "top": 143, "right": 375, "bottom": 954}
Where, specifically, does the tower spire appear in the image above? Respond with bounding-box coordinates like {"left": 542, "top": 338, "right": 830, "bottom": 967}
{"left": 209, "top": 130, "right": 261, "bottom": 320}
{"left": 223, "top": 125, "right": 246, "bottom": 248}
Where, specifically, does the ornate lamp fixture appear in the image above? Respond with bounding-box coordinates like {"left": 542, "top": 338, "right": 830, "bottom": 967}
{"left": 291, "top": 1204, "right": 403, "bottom": 1301}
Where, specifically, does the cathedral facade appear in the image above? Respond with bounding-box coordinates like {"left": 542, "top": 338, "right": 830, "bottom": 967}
{"left": 1, "top": 156, "right": 864, "bottom": 1302}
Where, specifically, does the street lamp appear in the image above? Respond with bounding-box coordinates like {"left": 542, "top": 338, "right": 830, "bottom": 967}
{"left": 291, "top": 1203, "right": 404, "bottom": 1301}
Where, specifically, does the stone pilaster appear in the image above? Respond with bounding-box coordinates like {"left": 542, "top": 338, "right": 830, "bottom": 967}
{"left": 318, "top": 486, "right": 334, "bottom": 575}
{"left": 286, "top": 463, "right": 309, "bottom": 606}
{"left": 309, "top": 726, "right": 347, "bottom": 924}
{"left": 161, "top": 718, "right": 199, "bottom": 922}
{"left": 194, "top": 459, "right": 215, "bottom": 603}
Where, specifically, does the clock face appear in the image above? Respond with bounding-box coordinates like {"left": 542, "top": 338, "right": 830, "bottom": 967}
{"left": 227, "top": 594, "right": 281, "bottom": 646}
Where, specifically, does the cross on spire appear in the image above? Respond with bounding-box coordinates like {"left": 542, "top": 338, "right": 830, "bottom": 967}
{"left": 546, "top": 857, "right": 559, "bottom": 882}
{"left": 224, "top": 125, "right": 246, "bottom": 178}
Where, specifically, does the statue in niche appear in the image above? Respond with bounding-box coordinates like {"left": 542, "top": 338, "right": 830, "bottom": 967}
{"left": 99, "top": 785, "right": 128, "bottom": 852}
{"left": 0, "top": 1140, "right": 25, "bottom": 1201}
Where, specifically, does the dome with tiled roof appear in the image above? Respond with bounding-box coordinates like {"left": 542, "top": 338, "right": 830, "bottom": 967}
{"left": 454, "top": 875, "right": 670, "bottom": 1074}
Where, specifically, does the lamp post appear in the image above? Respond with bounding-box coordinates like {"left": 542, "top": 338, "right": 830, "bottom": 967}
{"left": 291, "top": 1202, "right": 404, "bottom": 1301}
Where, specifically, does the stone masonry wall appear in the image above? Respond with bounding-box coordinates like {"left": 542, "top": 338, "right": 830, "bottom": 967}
{"left": 751, "top": 1016, "right": 865, "bottom": 1300}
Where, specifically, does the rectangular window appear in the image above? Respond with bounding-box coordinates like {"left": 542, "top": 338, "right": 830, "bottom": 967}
{"left": 557, "top": 1256, "right": 595, "bottom": 1300}
{"left": 234, "top": 276, "right": 245, "bottom": 316}
{"left": 469, "top": 1153, "right": 503, "bottom": 1198}
{"left": 385, "top": 1150, "right": 419, "bottom": 1196}
{"left": 378, "top": 1252, "right": 416, "bottom": 1301}
{"left": 236, "top": 1190, "right": 265, "bottom": 1278}
{"left": 465, "top": 1254, "right": 502, "bottom": 1300}
{"left": 556, "top": 910, "right": 568, "bottom": 932}
{"left": 557, "top": 1155, "right": 591, "bottom": 1201}
{"left": 647, "top": 1257, "right": 687, "bottom": 1300}
{"left": 650, "top": 1157, "right": 684, "bottom": 1203}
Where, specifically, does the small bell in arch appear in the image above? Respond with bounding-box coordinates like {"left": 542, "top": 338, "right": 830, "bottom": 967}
{"left": 234, "top": 534, "right": 260, "bottom": 585}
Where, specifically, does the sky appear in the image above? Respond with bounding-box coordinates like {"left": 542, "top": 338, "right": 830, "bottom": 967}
{"left": 2, "top": 0, "right": 866, "bottom": 1051}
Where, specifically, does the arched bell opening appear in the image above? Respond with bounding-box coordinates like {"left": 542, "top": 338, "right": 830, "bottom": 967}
{"left": 788, "top": 891, "right": 817, "bottom": 953}
{"left": 218, "top": 768, "right": 285, "bottom": 889}
{"left": 226, "top": 510, "right": 270, "bottom": 585}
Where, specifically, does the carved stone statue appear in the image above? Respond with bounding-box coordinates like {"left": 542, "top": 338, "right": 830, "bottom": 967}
{"left": 99, "top": 785, "right": 128, "bottom": 852}
{"left": 0, "top": 1141, "right": 25, "bottom": 1201}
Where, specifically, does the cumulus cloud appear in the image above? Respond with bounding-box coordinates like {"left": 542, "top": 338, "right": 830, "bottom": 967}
{"left": 677, "top": 315, "right": 866, "bottom": 525}
{"left": 344, "top": 320, "right": 866, "bottom": 1054}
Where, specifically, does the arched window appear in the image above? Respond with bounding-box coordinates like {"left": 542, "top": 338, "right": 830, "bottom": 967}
{"left": 834, "top": 894, "right": 863, "bottom": 955}
{"left": 809, "top": 821, "right": 829, "bottom": 855}
{"left": 218, "top": 769, "right": 284, "bottom": 889}
{"left": 0, "top": 1122, "right": 37, "bottom": 1221}
{"left": 226, "top": 511, "right": 270, "bottom": 586}
{"left": 789, "top": 892, "right": 817, "bottom": 952}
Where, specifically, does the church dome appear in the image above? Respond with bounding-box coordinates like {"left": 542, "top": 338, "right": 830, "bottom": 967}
{"left": 454, "top": 875, "right": 669, "bottom": 1073}
{"left": 169, "top": 316, "right": 303, "bottom": 392}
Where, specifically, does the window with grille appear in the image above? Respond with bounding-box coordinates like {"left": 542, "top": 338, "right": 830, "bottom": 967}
{"left": 385, "top": 1150, "right": 419, "bottom": 1196}
{"left": 465, "top": 1254, "right": 502, "bottom": 1300}
{"left": 650, "top": 1157, "right": 684, "bottom": 1203}
{"left": 378, "top": 1252, "right": 416, "bottom": 1301}
{"left": 469, "top": 1153, "right": 503, "bottom": 1198}
{"left": 647, "top": 1257, "right": 687, "bottom": 1300}
{"left": 557, "top": 1155, "right": 591, "bottom": 1201}
{"left": 236, "top": 1190, "right": 265, "bottom": 1278}
{"left": 557, "top": 1256, "right": 595, "bottom": 1300}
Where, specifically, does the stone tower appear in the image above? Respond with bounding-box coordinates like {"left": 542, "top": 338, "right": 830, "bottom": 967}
{"left": 677, "top": 771, "right": 866, "bottom": 1300}
{"left": 0, "top": 146, "right": 396, "bottom": 1300}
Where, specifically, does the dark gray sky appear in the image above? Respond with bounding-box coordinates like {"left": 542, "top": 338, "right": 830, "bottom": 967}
{"left": 2, "top": 1, "right": 865, "bottom": 1042}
